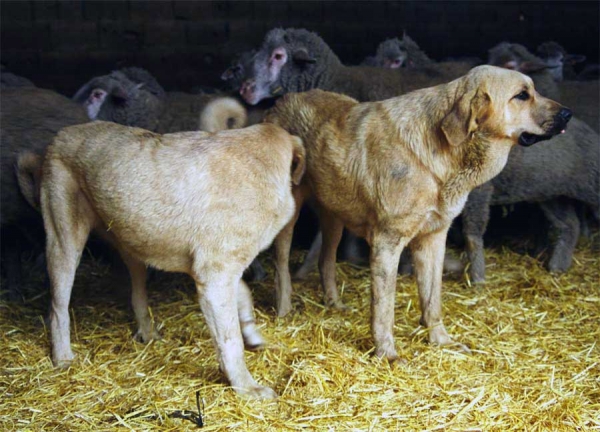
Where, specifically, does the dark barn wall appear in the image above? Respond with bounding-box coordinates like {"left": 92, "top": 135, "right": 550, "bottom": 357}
{"left": 1, "top": 0, "right": 599, "bottom": 96}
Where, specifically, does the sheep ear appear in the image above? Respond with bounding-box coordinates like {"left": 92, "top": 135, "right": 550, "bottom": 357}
{"left": 73, "top": 81, "right": 95, "bottom": 102}
{"left": 292, "top": 49, "right": 316, "bottom": 64}
{"left": 441, "top": 88, "right": 491, "bottom": 147}
{"left": 565, "top": 54, "right": 586, "bottom": 65}
{"left": 290, "top": 136, "right": 306, "bottom": 185}
{"left": 519, "top": 60, "right": 550, "bottom": 73}
{"left": 221, "top": 65, "right": 241, "bottom": 81}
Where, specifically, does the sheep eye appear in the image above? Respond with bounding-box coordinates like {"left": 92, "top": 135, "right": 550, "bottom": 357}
{"left": 514, "top": 91, "right": 530, "bottom": 101}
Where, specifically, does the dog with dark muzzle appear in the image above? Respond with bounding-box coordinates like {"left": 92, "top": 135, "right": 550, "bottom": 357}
{"left": 265, "top": 65, "right": 571, "bottom": 361}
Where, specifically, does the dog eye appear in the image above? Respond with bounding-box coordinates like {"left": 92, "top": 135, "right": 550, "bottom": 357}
{"left": 514, "top": 91, "right": 530, "bottom": 101}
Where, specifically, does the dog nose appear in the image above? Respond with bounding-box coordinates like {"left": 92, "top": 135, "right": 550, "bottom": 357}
{"left": 557, "top": 108, "right": 572, "bottom": 123}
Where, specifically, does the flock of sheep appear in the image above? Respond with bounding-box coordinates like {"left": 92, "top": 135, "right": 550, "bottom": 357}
{"left": 0, "top": 27, "right": 598, "bottom": 398}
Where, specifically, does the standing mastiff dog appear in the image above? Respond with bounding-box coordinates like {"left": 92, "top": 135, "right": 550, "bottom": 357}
{"left": 41, "top": 121, "right": 305, "bottom": 399}
{"left": 265, "top": 65, "right": 571, "bottom": 361}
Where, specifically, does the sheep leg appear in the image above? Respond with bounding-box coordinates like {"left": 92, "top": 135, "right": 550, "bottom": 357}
{"left": 2, "top": 230, "right": 23, "bottom": 301}
{"left": 539, "top": 199, "right": 580, "bottom": 273}
{"left": 461, "top": 184, "right": 492, "bottom": 284}
{"left": 247, "top": 257, "right": 267, "bottom": 282}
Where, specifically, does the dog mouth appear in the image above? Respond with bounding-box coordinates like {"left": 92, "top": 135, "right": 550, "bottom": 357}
{"left": 518, "top": 108, "right": 572, "bottom": 146}
{"left": 518, "top": 129, "right": 568, "bottom": 146}
{"left": 518, "top": 132, "right": 552, "bottom": 146}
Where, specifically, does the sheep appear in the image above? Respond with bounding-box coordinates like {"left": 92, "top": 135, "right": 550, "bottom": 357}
{"left": 220, "top": 50, "right": 277, "bottom": 127}
{"left": 462, "top": 117, "right": 599, "bottom": 282}
{"left": 0, "top": 65, "right": 35, "bottom": 88}
{"left": 365, "top": 33, "right": 477, "bottom": 79}
{"left": 536, "top": 41, "right": 586, "bottom": 81}
{"left": 1, "top": 87, "right": 89, "bottom": 300}
{"left": 361, "top": 38, "right": 407, "bottom": 68}
{"left": 73, "top": 67, "right": 248, "bottom": 134}
{"left": 239, "top": 28, "right": 458, "bottom": 106}
{"left": 488, "top": 42, "right": 561, "bottom": 101}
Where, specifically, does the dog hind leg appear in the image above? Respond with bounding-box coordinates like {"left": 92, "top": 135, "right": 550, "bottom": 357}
{"left": 274, "top": 185, "right": 308, "bottom": 317}
{"left": 42, "top": 165, "right": 94, "bottom": 368}
{"left": 318, "top": 211, "right": 346, "bottom": 310}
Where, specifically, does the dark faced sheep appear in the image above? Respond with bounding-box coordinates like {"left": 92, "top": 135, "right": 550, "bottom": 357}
{"left": 363, "top": 33, "right": 477, "bottom": 86}
{"left": 1, "top": 87, "right": 89, "bottom": 300}
{"left": 536, "top": 41, "right": 586, "bottom": 82}
{"left": 239, "top": 28, "right": 457, "bottom": 106}
{"left": 488, "top": 42, "right": 561, "bottom": 101}
{"left": 361, "top": 38, "right": 407, "bottom": 68}
{"left": 73, "top": 67, "right": 248, "bottom": 134}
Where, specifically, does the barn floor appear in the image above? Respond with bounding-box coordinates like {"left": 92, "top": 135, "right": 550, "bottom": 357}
{"left": 1, "top": 239, "right": 598, "bottom": 431}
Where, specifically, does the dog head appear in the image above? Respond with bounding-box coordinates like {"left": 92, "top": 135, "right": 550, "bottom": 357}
{"left": 441, "top": 65, "right": 571, "bottom": 148}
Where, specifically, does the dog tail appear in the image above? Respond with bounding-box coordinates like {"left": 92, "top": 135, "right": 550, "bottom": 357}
{"left": 290, "top": 136, "right": 306, "bottom": 186}
{"left": 199, "top": 96, "right": 248, "bottom": 132}
{"left": 16, "top": 151, "right": 43, "bottom": 212}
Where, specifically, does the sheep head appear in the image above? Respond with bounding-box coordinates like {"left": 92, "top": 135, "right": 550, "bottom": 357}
{"left": 239, "top": 28, "right": 340, "bottom": 105}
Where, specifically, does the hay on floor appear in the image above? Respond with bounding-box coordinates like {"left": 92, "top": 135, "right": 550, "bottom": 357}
{"left": 1, "top": 240, "right": 599, "bottom": 431}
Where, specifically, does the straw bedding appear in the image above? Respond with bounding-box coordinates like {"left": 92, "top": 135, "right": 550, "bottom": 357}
{"left": 1, "top": 239, "right": 598, "bottom": 431}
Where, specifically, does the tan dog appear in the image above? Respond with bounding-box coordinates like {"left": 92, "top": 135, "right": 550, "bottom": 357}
{"left": 265, "top": 65, "right": 571, "bottom": 361}
{"left": 41, "top": 121, "right": 305, "bottom": 399}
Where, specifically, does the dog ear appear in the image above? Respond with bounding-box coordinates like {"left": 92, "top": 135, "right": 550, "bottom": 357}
{"left": 441, "top": 88, "right": 491, "bottom": 147}
{"left": 290, "top": 136, "right": 306, "bottom": 185}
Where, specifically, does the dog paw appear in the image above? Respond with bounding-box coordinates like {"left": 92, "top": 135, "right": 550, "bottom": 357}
{"left": 242, "top": 327, "right": 265, "bottom": 351}
{"left": 237, "top": 385, "right": 278, "bottom": 400}
{"left": 276, "top": 303, "right": 293, "bottom": 318}
{"left": 326, "top": 299, "right": 349, "bottom": 311}
{"left": 52, "top": 352, "right": 75, "bottom": 369}
{"left": 134, "top": 327, "right": 161, "bottom": 344}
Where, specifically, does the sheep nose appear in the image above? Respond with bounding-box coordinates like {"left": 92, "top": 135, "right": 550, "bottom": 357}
{"left": 557, "top": 108, "right": 572, "bottom": 123}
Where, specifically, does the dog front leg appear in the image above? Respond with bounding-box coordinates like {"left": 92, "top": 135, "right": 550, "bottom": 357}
{"left": 237, "top": 280, "right": 264, "bottom": 350}
{"left": 197, "top": 273, "right": 276, "bottom": 399}
{"left": 318, "top": 211, "right": 346, "bottom": 309}
{"left": 411, "top": 229, "right": 469, "bottom": 352}
{"left": 369, "top": 232, "right": 405, "bottom": 361}
{"left": 117, "top": 248, "right": 160, "bottom": 343}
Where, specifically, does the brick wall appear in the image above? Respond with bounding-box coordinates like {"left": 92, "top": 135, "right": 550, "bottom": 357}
{"left": 1, "top": 0, "right": 598, "bottom": 96}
